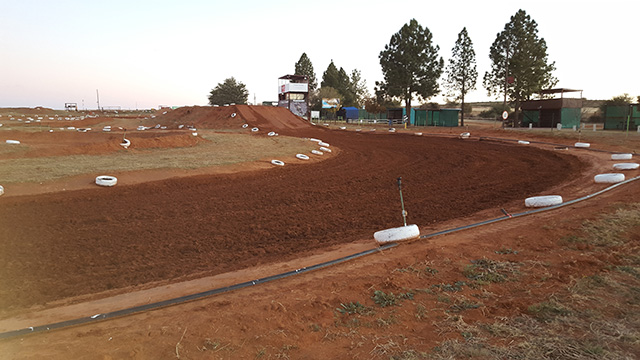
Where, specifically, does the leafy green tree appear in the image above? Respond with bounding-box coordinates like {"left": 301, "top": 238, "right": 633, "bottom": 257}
{"left": 337, "top": 67, "right": 357, "bottom": 106}
{"left": 294, "top": 53, "right": 318, "bottom": 92}
{"left": 374, "top": 81, "right": 401, "bottom": 109}
{"left": 208, "top": 77, "right": 249, "bottom": 105}
{"left": 364, "top": 96, "right": 386, "bottom": 115}
{"left": 483, "top": 9, "right": 557, "bottom": 123}
{"left": 445, "top": 27, "right": 477, "bottom": 126}
{"left": 321, "top": 61, "right": 365, "bottom": 107}
{"left": 348, "top": 69, "right": 369, "bottom": 108}
{"left": 379, "top": 19, "right": 444, "bottom": 121}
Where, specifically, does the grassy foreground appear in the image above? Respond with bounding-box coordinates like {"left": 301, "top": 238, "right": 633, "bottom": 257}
{"left": 0, "top": 131, "right": 313, "bottom": 184}
{"left": 327, "top": 204, "right": 640, "bottom": 359}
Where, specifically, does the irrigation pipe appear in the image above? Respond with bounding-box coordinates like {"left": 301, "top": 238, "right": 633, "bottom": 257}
{"left": 0, "top": 244, "right": 396, "bottom": 340}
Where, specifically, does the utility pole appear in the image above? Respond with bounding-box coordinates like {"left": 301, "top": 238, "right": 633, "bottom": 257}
{"left": 96, "top": 89, "right": 101, "bottom": 110}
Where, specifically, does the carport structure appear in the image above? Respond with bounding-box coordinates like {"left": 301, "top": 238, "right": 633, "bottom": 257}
{"left": 521, "top": 88, "right": 583, "bottom": 128}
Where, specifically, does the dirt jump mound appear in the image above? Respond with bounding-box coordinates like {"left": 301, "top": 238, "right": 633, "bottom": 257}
{"left": 151, "top": 105, "right": 314, "bottom": 134}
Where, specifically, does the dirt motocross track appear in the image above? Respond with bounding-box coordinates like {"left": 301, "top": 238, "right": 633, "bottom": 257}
{"left": 0, "top": 105, "right": 585, "bottom": 316}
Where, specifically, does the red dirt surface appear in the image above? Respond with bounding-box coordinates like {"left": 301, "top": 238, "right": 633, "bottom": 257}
{"left": 1, "top": 105, "right": 638, "bottom": 359}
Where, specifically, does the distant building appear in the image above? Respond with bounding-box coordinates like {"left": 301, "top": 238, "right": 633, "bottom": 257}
{"left": 278, "top": 74, "right": 309, "bottom": 118}
{"left": 603, "top": 104, "right": 639, "bottom": 130}
{"left": 521, "top": 88, "right": 583, "bottom": 128}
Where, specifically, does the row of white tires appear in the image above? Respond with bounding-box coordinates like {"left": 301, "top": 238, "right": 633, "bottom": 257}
{"left": 594, "top": 173, "right": 625, "bottom": 183}
{"left": 613, "top": 163, "right": 639, "bottom": 170}
{"left": 611, "top": 153, "right": 633, "bottom": 160}
{"left": 273, "top": 146, "right": 327, "bottom": 164}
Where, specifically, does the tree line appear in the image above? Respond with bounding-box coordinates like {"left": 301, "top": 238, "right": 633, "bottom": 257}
{"left": 209, "top": 9, "right": 562, "bottom": 126}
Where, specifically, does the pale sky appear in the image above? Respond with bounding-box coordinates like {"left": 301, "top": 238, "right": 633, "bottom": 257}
{"left": 1, "top": 0, "right": 638, "bottom": 110}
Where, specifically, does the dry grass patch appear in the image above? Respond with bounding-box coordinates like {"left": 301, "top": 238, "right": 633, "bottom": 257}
{"left": 0, "top": 131, "right": 314, "bottom": 184}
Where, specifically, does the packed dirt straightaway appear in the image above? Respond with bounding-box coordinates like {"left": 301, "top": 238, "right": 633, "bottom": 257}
{"left": 0, "top": 105, "right": 585, "bottom": 316}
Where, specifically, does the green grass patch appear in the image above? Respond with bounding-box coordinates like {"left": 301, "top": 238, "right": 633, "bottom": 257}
{"left": 617, "top": 265, "right": 640, "bottom": 279}
{"left": 393, "top": 261, "right": 439, "bottom": 277}
{"left": 432, "top": 281, "right": 467, "bottom": 292}
{"left": 463, "top": 258, "right": 520, "bottom": 285}
{"left": 336, "top": 301, "right": 374, "bottom": 316}
{"left": 372, "top": 290, "right": 414, "bottom": 307}
{"left": 527, "top": 300, "right": 571, "bottom": 321}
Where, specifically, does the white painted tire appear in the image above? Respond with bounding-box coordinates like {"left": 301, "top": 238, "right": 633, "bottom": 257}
{"left": 374, "top": 224, "right": 420, "bottom": 244}
{"left": 574, "top": 142, "right": 590, "bottom": 148}
{"left": 594, "top": 173, "right": 625, "bottom": 184}
{"left": 319, "top": 146, "right": 331, "bottom": 153}
{"left": 611, "top": 153, "right": 633, "bottom": 160}
{"left": 242, "top": 124, "right": 248, "bottom": 128}
{"left": 415, "top": 132, "right": 422, "bottom": 136}
{"left": 309, "top": 138, "right": 322, "bottom": 143}
{"left": 389, "top": 128, "right": 396, "bottom": 132}
{"left": 340, "top": 126, "right": 346, "bottom": 130}
{"left": 613, "top": 163, "right": 639, "bottom": 171}
{"left": 251, "top": 127, "right": 259, "bottom": 132}
{"left": 192, "top": 132, "right": 198, "bottom": 136}
{"left": 271, "top": 160, "right": 284, "bottom": 166}
{"left": 518, "top": 140, "right": 530, "bottom": 145}
{"left": 356, "top": 129, "right": 362, "bottom": 132}
{"left": 95, "top": 176, "right": 117, "bottom": 187}
{"left": 231, "top": 113, "right": 237, "bottom": 118}
{"left": 0, "top": 185, "right": 4, "bottom": 196}
{"left": 120, "top": 139, "right": 130, "bottom": 148}
{"left": 5, "top": 140, "right": 20, "bottom": 145}
{"left": 311, "top": 150, "right": 323, "bottom": 155}
{"left": 267, "top": 131, "right": 277, "bottom": 137}
{"left": 459, "top": 132, "right": 470, "bottom": 139}
{"left": 318, "top": 142, "right": 330, "bottom": 147}
{"left": 296, "top": 154, "right": 310, "bottom": 160}
{"left": 525, "top": 195, "right": 563, "bottom": 208}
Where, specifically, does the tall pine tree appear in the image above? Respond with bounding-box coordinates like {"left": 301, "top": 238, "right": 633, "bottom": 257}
{"left": 379, "top": 19, "right": 444, "bottom": 121}
{"left": 445, "top": 27, "right": 477, "bottom": 126}
{"left": 483, "top": 9, "right": 557, "bottom": 123}
{"left": 294, "top": 53, "right": 317, "bottom": 92}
